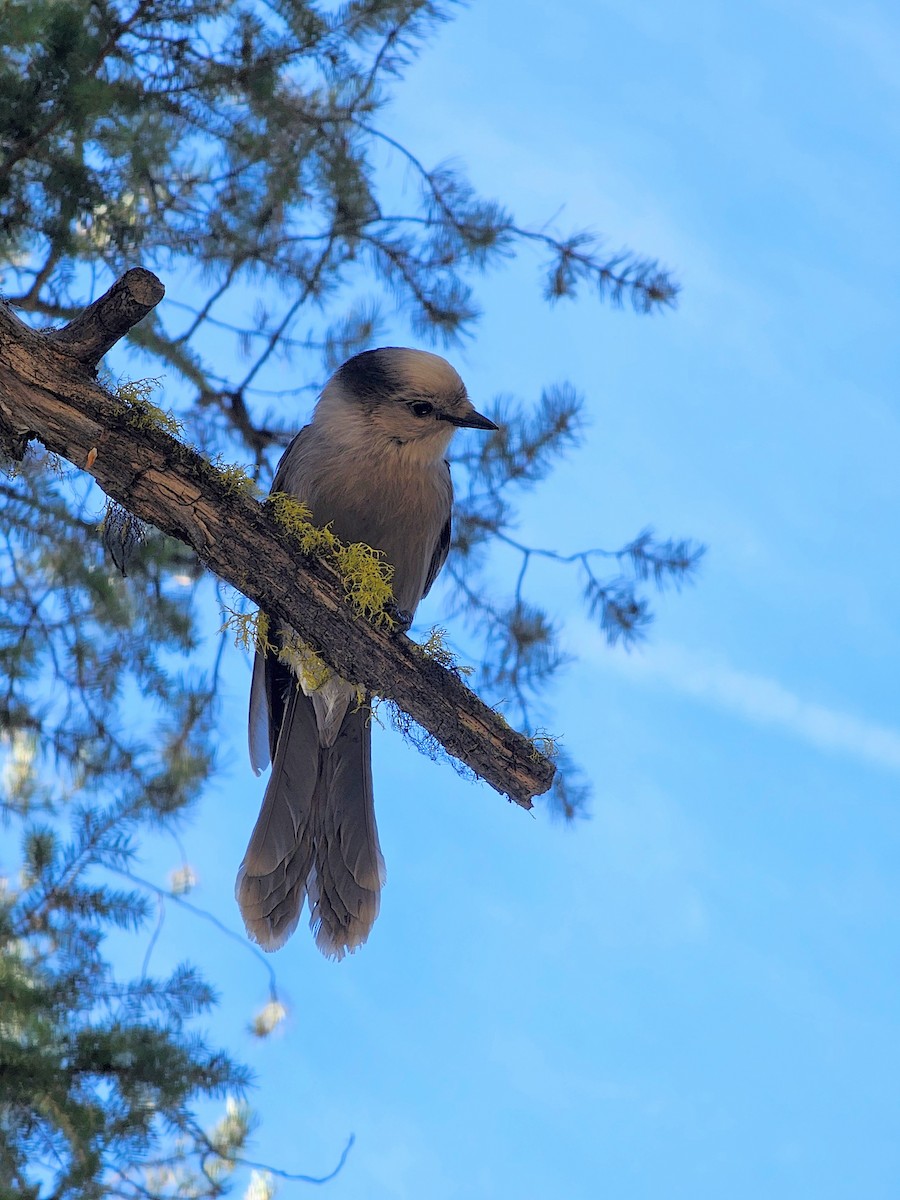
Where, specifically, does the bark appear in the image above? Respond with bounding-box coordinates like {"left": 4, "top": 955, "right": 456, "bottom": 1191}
{"left": 0, "top": 269, "right": 555, "bottom": 807}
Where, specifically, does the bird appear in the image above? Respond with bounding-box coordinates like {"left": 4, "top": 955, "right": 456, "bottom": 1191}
{"left": 236, "top": 347, "right": 498, "bottom": 958}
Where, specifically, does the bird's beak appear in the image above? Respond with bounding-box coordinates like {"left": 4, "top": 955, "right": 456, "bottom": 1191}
{"left": 443, "top": 407, "right": 499, "bottom": 431}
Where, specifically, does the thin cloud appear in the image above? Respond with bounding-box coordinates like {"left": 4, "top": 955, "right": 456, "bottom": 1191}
{"left": 594, "top": 640, "right": 900, "bottom": 774}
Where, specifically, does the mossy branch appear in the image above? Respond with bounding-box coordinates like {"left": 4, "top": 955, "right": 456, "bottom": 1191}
{"left": 0, "top": 269, "right": 555, "bottom": 807}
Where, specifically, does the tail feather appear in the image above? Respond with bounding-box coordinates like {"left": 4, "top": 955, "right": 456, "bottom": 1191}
{"left": 236, "top": 685, "right": 318, "bottom": 950}
{"left": 237, "top": 687, "right": 384, "bottom": 958}
{"left": 309, "top": 706, "right": 385, "bottom": 959}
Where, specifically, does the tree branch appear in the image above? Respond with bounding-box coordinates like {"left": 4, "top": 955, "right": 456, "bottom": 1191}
{"left": 48, "top": 268, "right": 166, "bottom": 367}
{"left": 0, "top": 270, "right": 555, "bottom": 807}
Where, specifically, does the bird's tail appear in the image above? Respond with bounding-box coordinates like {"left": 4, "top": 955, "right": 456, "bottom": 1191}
{"left": 236, "top": 688, "right": 385, "bottom": 957}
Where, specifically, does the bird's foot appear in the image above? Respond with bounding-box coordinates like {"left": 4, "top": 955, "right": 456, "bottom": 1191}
{"left": 386, "top": 605, "right": 414, "bottom": 633}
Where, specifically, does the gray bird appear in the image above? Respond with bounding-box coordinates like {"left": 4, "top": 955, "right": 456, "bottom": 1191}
{"left": 237, "top": 347, "right": 498, "bottom": 957}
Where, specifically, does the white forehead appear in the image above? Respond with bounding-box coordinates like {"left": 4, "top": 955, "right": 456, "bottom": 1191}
{"left": 386, "top": 348, "right": 465, "bottom": 397}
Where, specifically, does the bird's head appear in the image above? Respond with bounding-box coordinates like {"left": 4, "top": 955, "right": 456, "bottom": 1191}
{"left": 316, "top": 347, "right": 498, "bottom": 460}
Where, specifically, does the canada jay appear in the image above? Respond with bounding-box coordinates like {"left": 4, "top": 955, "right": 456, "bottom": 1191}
{"left": 237, "top": 347, "right": 498, "bottom": 957}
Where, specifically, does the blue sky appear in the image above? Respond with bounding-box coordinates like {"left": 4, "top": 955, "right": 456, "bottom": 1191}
{"left": 116, "top": 2, "right": 900, "bottom": 1196}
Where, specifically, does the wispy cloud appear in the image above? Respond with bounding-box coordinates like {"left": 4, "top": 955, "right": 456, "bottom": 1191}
{"left": 592, "top": 639, "right": 900, "bottom": 774}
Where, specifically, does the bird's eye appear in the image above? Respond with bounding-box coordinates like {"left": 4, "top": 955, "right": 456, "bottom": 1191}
{"left": 410, "top": 401, "right": 434, "bottom": 418}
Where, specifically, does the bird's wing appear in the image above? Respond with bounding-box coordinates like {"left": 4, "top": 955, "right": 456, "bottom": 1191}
{"left": 271, "top": 425, "right": 313, "bottom": 494}
{"left": 248, "top": 648, "right": 271, "bottom": 773}
{"left": 421, "top": 461, "right": 453, "bottom": 599}
{"left": 248, "top": 426, "right": 314, "bottom": 770}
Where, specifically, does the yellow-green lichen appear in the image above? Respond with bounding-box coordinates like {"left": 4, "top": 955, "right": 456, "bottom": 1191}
{"left": 255, "top": 610, "right": 273, "bottom": 653}
{"left": 276, "top": 627, "right": 333, "bottom": 692}
{"left": 419, "top": 627, "right": 474, "bottom": 677}
{"left": 212, "top": 458, "right": 262, "bottom": 499}
{"left": 227, "top": 607, "right": 360, "bottom": 700}
{"left": 267, "top": 491, "right": 395, "bottom": 628}
{"left": 267, "top": 492, "right": 317, "bottom": 538}
{"left": 221, "top": 605, "right": 276, "bottom": 657}
{"left": 115, "top": 376, "right": 182, "bottom": 438}
{"left": 332, "top": 541, "right": 395, "bottom": 627}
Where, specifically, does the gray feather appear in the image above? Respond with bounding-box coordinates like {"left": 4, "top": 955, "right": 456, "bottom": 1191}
{"left": 237, "top": 686, "right": 384, "bottom": 958}
{"left": 248, "top": 649, "right": 271, "bottom": 775}
{"left": 308, "top": 705, "right": 385, "bottom": 958}
{"left": 236, "top": 683, "right": 319, "bottom": 951}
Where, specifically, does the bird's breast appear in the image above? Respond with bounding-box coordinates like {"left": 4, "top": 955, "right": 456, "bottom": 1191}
{"left": 288, "top": 442, "right": 451, "bottom": 614}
